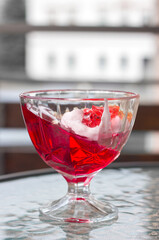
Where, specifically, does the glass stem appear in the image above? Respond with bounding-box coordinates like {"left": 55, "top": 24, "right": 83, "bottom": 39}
{"left": 67, "top": 182, "right": 91, "bottom": 200}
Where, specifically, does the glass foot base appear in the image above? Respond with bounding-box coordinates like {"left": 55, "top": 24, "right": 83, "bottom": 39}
{"left": 39, "top": 194, "right": 118, "bottom": 224}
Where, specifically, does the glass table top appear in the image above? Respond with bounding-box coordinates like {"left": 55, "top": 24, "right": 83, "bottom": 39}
{"left": 0, "top": 167, "right": 159, "bottom": 239}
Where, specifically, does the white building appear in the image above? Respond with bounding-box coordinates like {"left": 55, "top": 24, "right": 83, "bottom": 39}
{"left": 25, "top": 0, "right": 156, "bottom": 81}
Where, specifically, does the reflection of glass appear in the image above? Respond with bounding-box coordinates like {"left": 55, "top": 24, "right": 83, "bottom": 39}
{"left": 98, "top": 55, "right": 107, "bottom": 69}
{"left": 47, "top": 7, "right": 56, "bottom": 25}
{"left": 68, "top": 7, "right": 77, "bottom": 25}
{"left": 120, "top": 56, "right": 128, "bottom": 69}
{"left": 20, "top": 90, "right": 139, "bottom": 224}
{"left": 142, "top": 57, "right": 153, "bottom": 80}
{"left": 67, "top": 54, "right": 76, "bottom": 69}
{"left": 47, "top": 54, "right": 56, "bottom": 69}
{"left": 97, "top": 6, "right": 108, "bottom": 26}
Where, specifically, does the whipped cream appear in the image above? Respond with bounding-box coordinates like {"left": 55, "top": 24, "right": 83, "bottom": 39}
{"left": 61, "top": 108, "right": 100, "bottom": 141}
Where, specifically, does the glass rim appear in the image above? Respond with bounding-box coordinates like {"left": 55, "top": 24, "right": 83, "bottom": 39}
{"left": 19, "top": 89, "right": 140, "bottom": 101}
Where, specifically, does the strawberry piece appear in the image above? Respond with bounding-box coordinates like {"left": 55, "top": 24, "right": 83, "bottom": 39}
{"left": 82, "top": 105, "right": 124, "bottom": 128}
{"left": 127, "top": 112, "right": 132, "bottom": 122}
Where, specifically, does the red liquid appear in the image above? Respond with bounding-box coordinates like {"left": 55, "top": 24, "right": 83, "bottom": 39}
{"left": 22, "top": 105, "right": 120, "bottom": 178}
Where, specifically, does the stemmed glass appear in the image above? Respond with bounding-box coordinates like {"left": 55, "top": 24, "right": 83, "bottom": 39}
{"left": 20, "top": 90, "right": 139, "bottom": 224}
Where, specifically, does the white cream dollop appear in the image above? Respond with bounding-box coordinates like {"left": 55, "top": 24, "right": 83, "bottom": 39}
{"left": 61, "top": 108, "right": 100, "bottom": 141}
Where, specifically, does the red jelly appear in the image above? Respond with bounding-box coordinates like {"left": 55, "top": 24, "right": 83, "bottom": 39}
{"left": 22, "top": 104, "right": 121, "bottom": 181}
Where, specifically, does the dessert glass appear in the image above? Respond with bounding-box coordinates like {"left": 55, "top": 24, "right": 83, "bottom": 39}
{"left": 20, "top": 90, "right": 139, "bottom": 224}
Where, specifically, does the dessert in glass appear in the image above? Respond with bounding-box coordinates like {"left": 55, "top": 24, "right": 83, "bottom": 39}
{"left": 20, "top": 90, "right": 139, "bottom": 224}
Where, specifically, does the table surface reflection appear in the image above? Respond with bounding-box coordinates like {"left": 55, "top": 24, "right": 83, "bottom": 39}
{"left": 0, "top": 167, "right": 159, "bottom": 240}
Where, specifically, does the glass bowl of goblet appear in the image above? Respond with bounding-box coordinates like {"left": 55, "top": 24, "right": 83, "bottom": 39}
{"left": 20, "top": 90, "right": 139, "bottom": 224}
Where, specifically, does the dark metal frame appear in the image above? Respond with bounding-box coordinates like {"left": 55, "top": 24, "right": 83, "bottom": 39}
{"left": 0, "top": 24, "right": 159, "bottom": 34}
{"left": 0, "top": 162, "right": 159, "bottom": 182}
{"left": 0, "top": 168, "right": 54, "bottom": 182}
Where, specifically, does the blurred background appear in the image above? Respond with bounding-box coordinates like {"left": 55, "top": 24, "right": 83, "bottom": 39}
{"left": 0, "top": 0, "right": 159, "bottom": 175}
